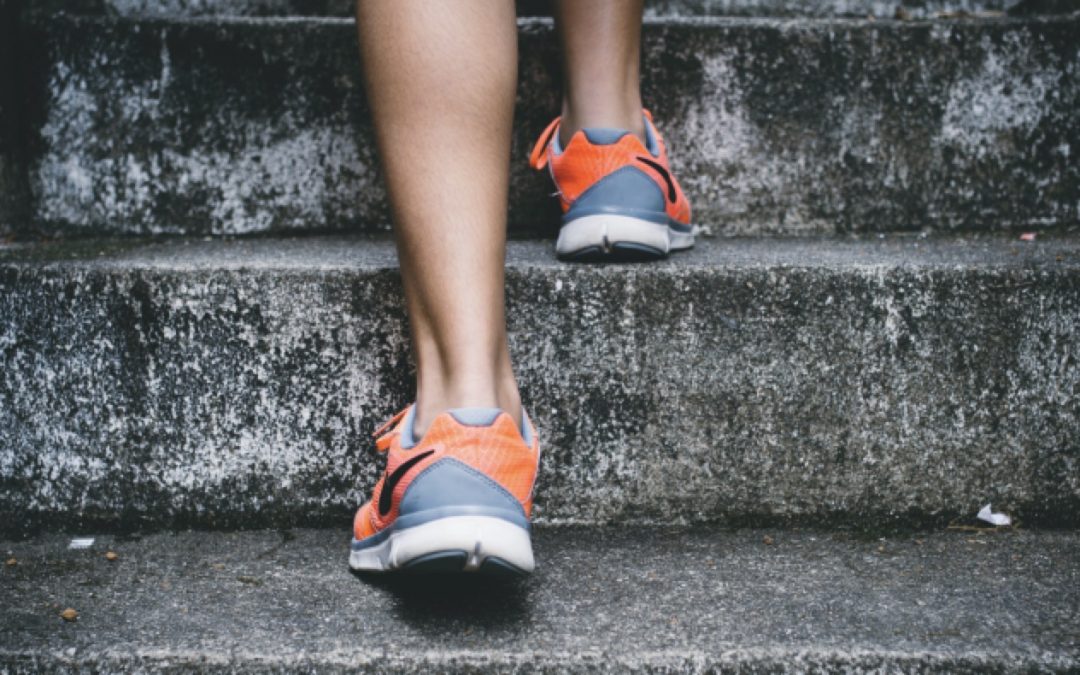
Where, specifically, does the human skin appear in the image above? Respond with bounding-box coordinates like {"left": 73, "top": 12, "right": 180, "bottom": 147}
{"left": 356, "top": 0, "right": 646, "bottom": 437}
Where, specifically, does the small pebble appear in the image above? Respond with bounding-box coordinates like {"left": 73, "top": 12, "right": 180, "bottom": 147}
{"left": 5, "top": 557, "right": 16, "bottom": 567}
{"left": 877, "top": 545, "right": 886, "bottom": 553}
{"left": 105, "top": 551, "right": 119, "bottom": 562}
{"left": 60, "top": 608, "right": 78, "bottom": 622}
{"left": 763, "top": 535, "right": 774, "bottom": 545}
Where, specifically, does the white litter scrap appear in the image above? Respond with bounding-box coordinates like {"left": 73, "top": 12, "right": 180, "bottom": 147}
{"left": 976, "top": 504, "right": 1012, "bottom": 527}
{"left": 68, "top": 537, "right": 95, "bottom": 549}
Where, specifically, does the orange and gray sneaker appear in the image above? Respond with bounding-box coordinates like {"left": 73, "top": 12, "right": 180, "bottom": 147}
{"left": 529, "top": 109, "right": 693, "bottom": 261}
{"left": 350, "top": 405, "right": 541, "bottom": 575}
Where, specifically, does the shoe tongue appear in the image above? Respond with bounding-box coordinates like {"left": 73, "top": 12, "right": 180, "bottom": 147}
{"left": 399, "top": 405, "right": 420, "bottom": 448}
{"left": 581, "top": 128, "right": 632, "bottom": 146}
{"left": 642, "top": 117, "right": 660, "bottom": 156}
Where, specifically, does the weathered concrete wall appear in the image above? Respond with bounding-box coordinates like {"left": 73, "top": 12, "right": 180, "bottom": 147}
{"left": 1, "top": 235, "right": 1077, "bottom": 533}
{"left": 17, "top": 15, "right": 1080, "bottom": 238}
{"left": 643, "top": 0, "right": 1030, "bottom": 17}
{"left": 0, "top": 0, "right": 27, "bottom": 237}
{"left": 27, "top": 0, "right": 1049, "bottom": 18}
{"left": 648, "top": 0, "right": 1080, "bottom": 17}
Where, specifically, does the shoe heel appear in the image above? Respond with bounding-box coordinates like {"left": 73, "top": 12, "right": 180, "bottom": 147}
{"left": 389, "top": 459, "right": 533, "bottom": 574}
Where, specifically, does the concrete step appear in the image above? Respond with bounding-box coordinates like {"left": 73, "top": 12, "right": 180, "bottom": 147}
{"left": 1, "top": 233, "right": 1078, "bottom": 533}
{"left": 25, "top": 0, "right": 1075, "bottom": 19}
{"left": 0, "top": 0, "right": 24, "bottom": 239}
{"left": 2, "top": 526, "right": 1078, "bottom": 672}
{"left": 3, "top": 13, "right": 1077, "bottom": 238}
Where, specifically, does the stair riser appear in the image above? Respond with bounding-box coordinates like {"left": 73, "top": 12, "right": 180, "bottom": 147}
{"left": 14, "top": 16, "right": 1080, "bottom": 238}
{"left": 23, "top": 0, "right": 1048, "bottom": 18}
{"left": 0, "top": 0, "right": 26, "bottom": 236}
{"left": 2, "top": 254, "right": 1077, "bottom": 533}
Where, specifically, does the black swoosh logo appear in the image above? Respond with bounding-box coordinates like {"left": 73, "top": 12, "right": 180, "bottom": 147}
{"left": 636, "top": 156, "right": 677, "bottom": 203}
{"left": 378, "top": 450, "right": 435, "bottom": 516}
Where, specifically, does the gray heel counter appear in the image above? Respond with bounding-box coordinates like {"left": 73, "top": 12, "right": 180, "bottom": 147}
{"left": 398, "top": 458, "right": 529, "bottom": 529}
{"left": 564, "top": 166, "right": 667, "bottom": 224}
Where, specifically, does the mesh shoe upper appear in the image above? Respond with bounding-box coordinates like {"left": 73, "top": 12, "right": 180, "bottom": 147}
{"left": 353, "top": 406, "right": 541, "bottom": 542}
{"left": 529, "top": 109, "right": 692, "bottom": 226}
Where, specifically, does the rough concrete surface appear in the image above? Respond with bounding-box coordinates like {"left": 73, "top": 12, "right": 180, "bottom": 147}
{"left": 13, "top": 14, "right": 1080, "bottom": 238}
{"left": 1, "top": 234, "right": 1078, "bottom": 533}
{"left": 0, "top": 0, "right": 27, "bottom": 237}
{"left": 1, "top": 527, "right": 1078, "bottom": 672}
{"left": 26, "top": 0, "right": 1064, "bottom": 19}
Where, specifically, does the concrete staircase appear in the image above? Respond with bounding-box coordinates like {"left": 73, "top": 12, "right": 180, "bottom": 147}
{"left": 2, "top": 5, "right": 1078, "bottom": 237}
{"left": 1, "top": 0, "right": 1078, "bottom": 672}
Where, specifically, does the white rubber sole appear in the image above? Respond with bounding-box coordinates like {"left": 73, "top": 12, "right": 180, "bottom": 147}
{"left": 349, "top": 516, "right": 535, "bottom": 574}
{"left": 555, "top": 214, "right": 695, "bottom": 258}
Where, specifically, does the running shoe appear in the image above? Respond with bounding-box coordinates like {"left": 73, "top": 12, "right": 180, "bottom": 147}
{"left": 350, "top": 405, "right": 541, "bottom": 575}
{"left": 529, "top": 109, "right": 693, "bottom": 261}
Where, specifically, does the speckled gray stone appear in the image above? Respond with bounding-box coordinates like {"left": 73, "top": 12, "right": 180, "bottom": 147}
{"left": 13, "top": 14, "right": 1080, "bottom": 238}
{"left": 1, "top": 527, "right": 1078, "bottom": 672}
{"left": 639, "top": 0, "right": 1035, "bottom": 17}
{"left": 1, "top": 234, "right": 1078, "bottom": 533}
{"left": 25, "top": 0, "right": 1066, "bottom": 19}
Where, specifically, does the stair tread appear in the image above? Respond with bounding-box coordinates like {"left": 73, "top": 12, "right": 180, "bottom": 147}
{"left": 3, "top": 232, "right": 1079, "bottom": 271}
{"left": 1, "top": 526, "right": 1078, "bottom": 671}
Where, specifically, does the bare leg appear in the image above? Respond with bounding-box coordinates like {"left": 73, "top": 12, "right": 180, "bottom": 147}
{"left": 356, "top": 0, "right": 521, "bottom": 437}
{"left": 553, "top": 0, "right": 646, "bottom": 145}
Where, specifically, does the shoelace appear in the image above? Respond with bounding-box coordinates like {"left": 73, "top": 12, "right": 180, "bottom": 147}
{"left": 528, "top": 116, "right": 561, "bottom": 170}
{"left": 372, "top": 405, "right": 410, "bottom": 453}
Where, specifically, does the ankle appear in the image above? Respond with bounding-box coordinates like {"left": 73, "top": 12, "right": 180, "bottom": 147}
{"left": 559, "top": 99, "right": 645, "bottom": 146}
{"left": 413, "top": 376, "right": 522, "bottom": 441}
